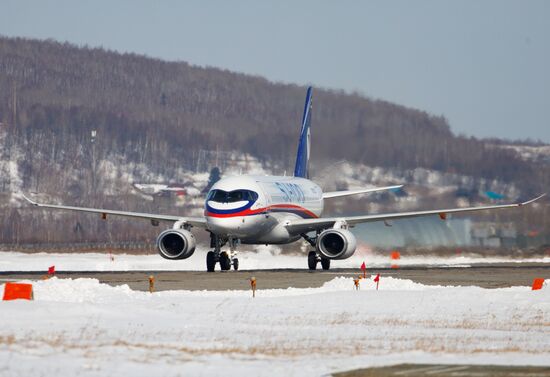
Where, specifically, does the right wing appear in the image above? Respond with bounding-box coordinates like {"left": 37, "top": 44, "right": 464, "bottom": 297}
{"left": 286, "top": 194, "right": 546, "bottom": 234}
{"left": 22, "top": 194, "right": 207, "bottom": 228}
{"left": 323, "top": 185, "right": 403, "bottom": 199}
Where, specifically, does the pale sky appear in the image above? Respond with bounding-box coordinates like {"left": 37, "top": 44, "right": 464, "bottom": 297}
{"left": 1, "top": 0, "right": 549, "bottom": 142}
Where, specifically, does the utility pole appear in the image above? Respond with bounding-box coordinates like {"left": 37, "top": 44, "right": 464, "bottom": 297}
{"left": 12, "top": 81, "right": 17, "bottom": 128}
{"left": 91, "top": 130, "right": 97, "bottom": 201}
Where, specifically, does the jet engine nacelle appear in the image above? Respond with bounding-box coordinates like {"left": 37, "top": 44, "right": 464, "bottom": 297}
{"left": 156, "top": 229, "right": 196, "bottom": 260}
{"left": 316, "top": 228, "right": 357, "bottom": 260}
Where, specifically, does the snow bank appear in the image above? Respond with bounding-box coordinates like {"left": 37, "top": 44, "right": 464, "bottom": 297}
{"left": 1, "top": 250, "right": 548, "bottom": 272}
{"left": 24, "top": 275, "right": 531, "bottom": 303}
{"left": 4, "top": 276, "right": 451, "bottom": 303}
{"left": 1, "top": 276, "right": 548, "bottom": 376}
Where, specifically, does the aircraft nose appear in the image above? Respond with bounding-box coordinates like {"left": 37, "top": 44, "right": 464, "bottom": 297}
{"left": 207, "top": 216, "right": 241, "bottom": 232}
{"left": 206, "top": 216, "right": 257, "bottom": 237}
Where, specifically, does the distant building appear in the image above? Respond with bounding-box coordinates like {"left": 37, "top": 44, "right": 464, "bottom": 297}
{"left": 471, "top": 222, "right": 517, "bottom": 248}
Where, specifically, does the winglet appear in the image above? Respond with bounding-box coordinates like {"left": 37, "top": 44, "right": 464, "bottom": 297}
{"left": 21, "top": 193, "right": 39, "bottom": 206}
{"left": 519, "top": 193, "right": 546, "bottom": 206}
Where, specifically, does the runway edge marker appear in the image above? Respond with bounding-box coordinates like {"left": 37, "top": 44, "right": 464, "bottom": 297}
{"left": 3, "top": 282, "right": 34, "bottom": 301}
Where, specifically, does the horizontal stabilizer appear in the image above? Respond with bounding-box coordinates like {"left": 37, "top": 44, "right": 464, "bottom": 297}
{"left": 323, "top": 185, "right": 403, "bottom": 199}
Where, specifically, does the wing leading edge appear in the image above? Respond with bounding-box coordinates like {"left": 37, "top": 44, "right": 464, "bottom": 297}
{"left": 21, "top": 194, "right": 207, "bottom": 228}
{"left": 285, "top": 194, "right": 546, "bottom": 234}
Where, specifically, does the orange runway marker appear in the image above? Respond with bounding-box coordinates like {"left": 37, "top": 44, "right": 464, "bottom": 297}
{"left": 149, "top": 275, "right": 155, "bottom": 293}
{"left": 250, "top": 277, "right": 257, "bottom": 298}
{"left": 3, "top": 282, "right": 34, "bottom": 301}
{"left": 532, "top": 278, "right": 545, "bottom": 291}
{"left": 390, "top": 251, "right": 400, "bottom": 269}
{"left": 353, "top": 277, "right": 361, "bottom": 290}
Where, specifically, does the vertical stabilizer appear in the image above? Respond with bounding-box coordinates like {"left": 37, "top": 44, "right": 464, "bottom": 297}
{"left": 294, "top": 87, "right": 313, "bottom": 178}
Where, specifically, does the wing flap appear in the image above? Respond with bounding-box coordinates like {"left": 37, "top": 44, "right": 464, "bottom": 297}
{"left": 22, "top": 194, "right": 207, "bottom": 228}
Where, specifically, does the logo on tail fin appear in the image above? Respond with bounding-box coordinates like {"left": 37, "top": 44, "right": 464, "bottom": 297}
{"left": 294, "top": 87, "right": 313, "bottom": 178}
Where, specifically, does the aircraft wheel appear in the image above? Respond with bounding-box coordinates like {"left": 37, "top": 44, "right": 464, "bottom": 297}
{"left": 220, "top": 252, "right": 231, "bottom": 271}
{"left": 321, "top": 257, "right": 331, "bottom": 270}
{"left": 233, "top": 258, "right": 239, "bottom": 271}
{"left": 308, "top": 251, "right": 318, "bottom": 270}
{"left": 206, "top": 251, "right": 216, "bottom": 272}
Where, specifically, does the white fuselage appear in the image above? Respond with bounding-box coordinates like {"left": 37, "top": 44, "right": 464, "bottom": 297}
{"left": 205, "top": 175, "right": 323, "bottom": 244}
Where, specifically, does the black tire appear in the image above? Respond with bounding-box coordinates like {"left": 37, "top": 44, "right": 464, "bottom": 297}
{"left": 308, "top": 251, "right": 318, "bottom": 270}
{"left": 233, "top": 258, "right": 239, "bottom": 271}
{"left": 206, "top": 251, "right": 216, "bottom": 272}
{"left": 320, "top": 257, "right": 331, "bottom": 270}
{"left": 220, "top": 252, "right": 231, "bottom": 271}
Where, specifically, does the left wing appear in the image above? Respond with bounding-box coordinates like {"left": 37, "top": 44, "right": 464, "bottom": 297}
{"left": 22, "top": 194, "right": 207, "bottom": 228}
{"left": 323, "top": 185, "right": 403, "bottom": 199}
{"left": 286, "top": 194, "right": 546, "bottom": 234}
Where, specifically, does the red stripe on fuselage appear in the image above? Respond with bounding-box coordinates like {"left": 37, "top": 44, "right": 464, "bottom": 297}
{"left": 205, "top": 204, "right": 318, "bottom": 219}
{"left": 268, "top": 204, "right": 319, "bottom": 219}
{"left": 205, "top": 207, "right": 266, "bottom": 218}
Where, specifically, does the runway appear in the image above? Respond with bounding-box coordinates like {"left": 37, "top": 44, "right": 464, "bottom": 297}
{"left": 335, "top": 364, "right": 550, "bottom": 377}
{"left": 2, "top": 264, "right": 548, "bottom": 291}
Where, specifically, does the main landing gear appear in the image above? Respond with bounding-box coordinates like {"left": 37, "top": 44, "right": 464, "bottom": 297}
{"left": 307, "top": 251, "right": 331, "bottom": 271}
{"left": 302, "top": 233, "right": 330, "bottom": 271}
{"left": 206, "top": 234, "right": 239, "bottom": 272}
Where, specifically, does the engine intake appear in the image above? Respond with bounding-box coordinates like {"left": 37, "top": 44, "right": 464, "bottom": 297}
{"left": 316, "top": 228, "right": 357, "bottom": 260}
{"left": 156, "top": 229, "right": 196, "bottom": 260}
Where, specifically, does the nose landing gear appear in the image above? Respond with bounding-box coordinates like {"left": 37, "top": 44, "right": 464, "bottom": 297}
{"left": 207, "top": 234, "right": 240, "bottom": 272}
{"left": 219, "top": 252, "right": 231, "bottom": 270}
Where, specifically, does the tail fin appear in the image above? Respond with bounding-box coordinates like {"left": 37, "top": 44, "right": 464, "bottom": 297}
{"left": 294, "top": 86, "right": 313, "bottom": 178}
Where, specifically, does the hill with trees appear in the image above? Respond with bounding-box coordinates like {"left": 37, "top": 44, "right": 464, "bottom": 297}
{"left": 0, "top": 36, "right": 548, "bottom": 246}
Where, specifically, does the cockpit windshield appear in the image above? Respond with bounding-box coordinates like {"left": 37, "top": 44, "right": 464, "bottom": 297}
{"left": 207, "top": 189, "right": 258, "bottom": 203}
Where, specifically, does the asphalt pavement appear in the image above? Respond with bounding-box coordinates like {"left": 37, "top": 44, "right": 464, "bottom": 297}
{"left": 1, "top": 264, "right": 548, "bottom": 291}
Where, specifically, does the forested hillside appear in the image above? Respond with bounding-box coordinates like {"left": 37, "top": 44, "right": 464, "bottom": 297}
{"left": 0, "top": 36, "right": 548, "bottom": 246}
{"left": 2, "top": 36, "right": 546, "bottom": 185}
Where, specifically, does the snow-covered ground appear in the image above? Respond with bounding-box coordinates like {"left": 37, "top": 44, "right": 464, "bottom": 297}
{"left": 1, "top": 250, "right": 549, "bottom": 272}
{"left": 492, "top": 143, "right": 550, "bottom": 163}
{"left": 1, "top": 276, "right": 548, "bottom": 376}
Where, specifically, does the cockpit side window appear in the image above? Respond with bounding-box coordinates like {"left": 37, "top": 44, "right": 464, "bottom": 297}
{"left": 207, "top": 189, "right": 258, "bottom": 203}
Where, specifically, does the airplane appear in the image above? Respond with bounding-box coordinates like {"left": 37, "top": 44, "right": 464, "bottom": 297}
{"left": 23, "top": 87, "right": 545, "bottom": 272}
